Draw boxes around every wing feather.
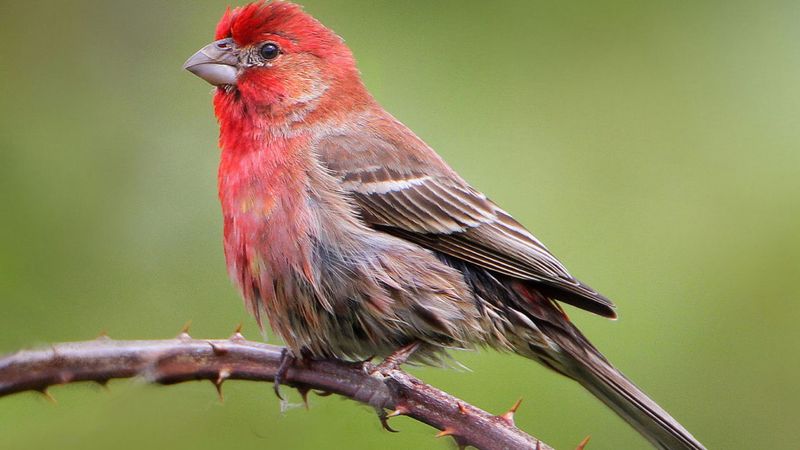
[317,122,616,318]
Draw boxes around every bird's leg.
[372,341,421,375]
[274,348,296,400]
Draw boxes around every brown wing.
[317,118,616,318]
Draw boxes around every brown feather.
[318,115,617,318]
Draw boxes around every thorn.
[95,329,110,341]
[500,398,523,425]
[457,402,468,415]
[536,440,542,450]
[177,320,192,340]
[435,428,455,438]
[297,386,310,410]
[95,379,110,391]
[576,435,592,450]
[386,405,408,418]
[229,324,245,342]
[212,381,224,402]
[213,369,230,402]
[208,341,228,356]
[38,388,57,404]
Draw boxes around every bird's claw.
[370,342,421,376]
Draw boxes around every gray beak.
[183,38,239,86]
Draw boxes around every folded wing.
[317,122,616,318]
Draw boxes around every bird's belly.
[223,211,487,361]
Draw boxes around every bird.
[183,2,704,448]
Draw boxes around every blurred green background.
[1,0,798,448]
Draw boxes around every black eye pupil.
[260,43,280,60]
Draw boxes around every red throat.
[215,100,315,325]
[210,0,377,323]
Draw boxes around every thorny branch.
[0,332,554,450]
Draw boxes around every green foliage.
[1,1,797,448]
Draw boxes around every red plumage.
[184,2,704,448]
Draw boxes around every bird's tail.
[535,322,705,449]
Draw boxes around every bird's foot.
[274,348,316,401]
[371,342,421,376]
[274,348,296,400]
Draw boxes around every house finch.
[184,2,704,448]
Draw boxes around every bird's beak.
[183,38,239,86]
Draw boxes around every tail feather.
[456,264,704,448]
[541,324,705,450]
[569,349,705,449]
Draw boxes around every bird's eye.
[259,43,280,60]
